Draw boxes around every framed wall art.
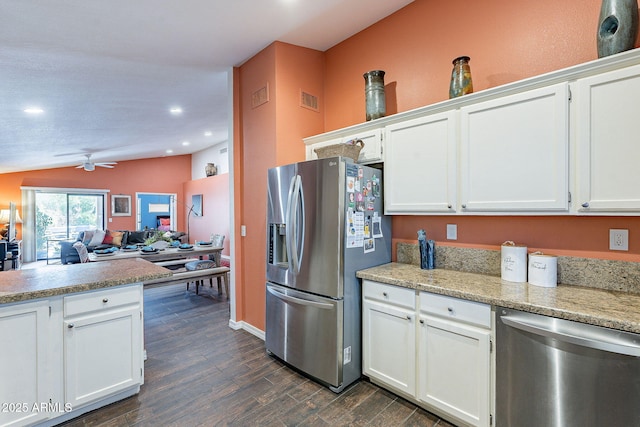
[111,194,132,216]
[192,194,203,216]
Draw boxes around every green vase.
[449,56,474,99]
[597,0,639,58]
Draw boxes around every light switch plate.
[609,229,628,251]
[447,224,457,240]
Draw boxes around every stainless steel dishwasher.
[496,307,640,427]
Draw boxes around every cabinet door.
[576,64,640,213]
[384,111,457,214]
[460,83,569,212]
[0,300,50,427]
[64,306,142,407]
[363,299,416,396]
[418,314,491,427]
[348,128,383,164]
[306,128,383,164]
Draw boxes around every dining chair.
[0,241,7,271]
[186,234,227,296]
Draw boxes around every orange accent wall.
[324,0,638,129]
[183,173,230,255]
[235,42,324,330]
[0,156,192,238]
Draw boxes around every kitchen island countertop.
[357,262,640,334]
[0,258,171,304]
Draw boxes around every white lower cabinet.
[0,300,51,427]
[362,281,416,396]
[0,284,143,427]
[418,293,492,427]
[64,286,143,408]
[362,280,493,427]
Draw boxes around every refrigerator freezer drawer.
[265,283,343,388]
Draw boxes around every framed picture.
[192,194,203,216]
[111,195,132,216]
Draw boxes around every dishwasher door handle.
[500,315,640,357]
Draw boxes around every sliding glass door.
[35,192,105,260]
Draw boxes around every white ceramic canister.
[501,241,527,283]
[528,252,558,287]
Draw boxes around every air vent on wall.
[300,90,319,112]
[220,147,228,154]
[252,84,269,108]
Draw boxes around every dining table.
[88,244,223,264]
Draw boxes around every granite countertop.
[0,258,172,304]
[357,262,640,334]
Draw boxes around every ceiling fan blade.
[96,164,115,168]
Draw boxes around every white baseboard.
[228,319,265,341]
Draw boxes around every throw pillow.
[127,231,146,244]
[110,231,124,247]
[72,241,90,263]
[160,218,170,226]
[102,231,114,245]
[88,230,106,247]
[82,230,95,245]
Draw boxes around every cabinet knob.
[447,307,454,313]
[382,292,388,298]
[581,202,589,208]
[67,323,74,329]
[447,204,452,209]
[406,315,411,321]
[461,204,467,209]
[419,319,424,324]
[102,298,109,303]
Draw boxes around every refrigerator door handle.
[286,174,305,274]
[267,285,334,310]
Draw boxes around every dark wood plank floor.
[60,283,455,426]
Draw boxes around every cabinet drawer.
[64,285,141,317]
[420,292,490,329]
[363,280,415,310]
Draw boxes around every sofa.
[60,229,186,264]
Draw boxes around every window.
[35,191,106,260]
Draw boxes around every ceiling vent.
[220,147,228,154]
[300,90,319,112]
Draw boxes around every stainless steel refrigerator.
[265,157,391,392]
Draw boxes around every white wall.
[191,141,229,180]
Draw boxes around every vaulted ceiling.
[0,0,413,173]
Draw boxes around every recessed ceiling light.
[204,131,212,137]
[169,107,182,115]
[182,141,190,146]
[166,149,173,154]
[24,107,44,114]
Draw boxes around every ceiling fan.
[76,154,117,171]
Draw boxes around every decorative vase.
[597,0,638,58]
[449,56,474,98]
[363,70,386,121]
[205,163,217,177]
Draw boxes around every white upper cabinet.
[304,49,640,215]
[575,64,640,214]
[305,127,383,164]
[459,83,570,213]
[384,112,457,214]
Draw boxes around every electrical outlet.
[609,229,629,251]
[447,224,457,240]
